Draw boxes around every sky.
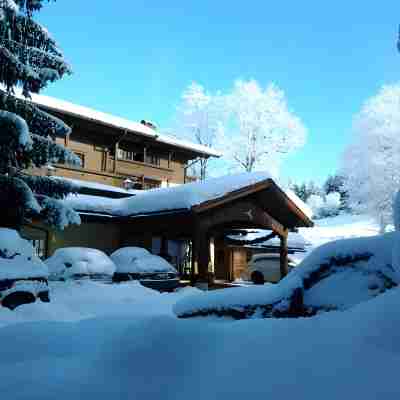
[38,1,400,184]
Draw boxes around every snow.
[0,278,400,399]
[285,188,313,218]
[0,110,32,149]
[298,213,380,258]
[29,93,220,157]
[227,228,308,250]
[111,247,176,274]
[54,176,140,196]
[0,228,48,280]
[65,172,310,223]
[173,282,293,316]
[45,247,116,279]
[115,254,177,274]
[174,213,395,317]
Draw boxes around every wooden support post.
[160,236,168,256]
[279,228,289,279]
[114,141,119,173]
[143,146,147,163]
[168,152,172,169]
[191,224,210,289]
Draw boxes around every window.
[74,152,85,168]
[145,152,160,166]
[118,148,144,162]
[29,239,47,260]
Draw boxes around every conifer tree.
[0,0,81,229]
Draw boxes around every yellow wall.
[48,221,121,256]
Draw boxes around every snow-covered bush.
[307,192,341,219]
[45,248,116,281]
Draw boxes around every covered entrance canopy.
[112,173,314,283]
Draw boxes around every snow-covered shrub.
[45,247,116,281]
[307,192,341,219]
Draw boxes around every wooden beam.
[279,228,289,279]
[192,180,272,213]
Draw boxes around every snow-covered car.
[244,254,297,284]
[0,228,49,310]
[45,247,116,282]
[111,247,180,291]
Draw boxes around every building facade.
[29,95,220,191]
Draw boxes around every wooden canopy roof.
[120,178,313,239]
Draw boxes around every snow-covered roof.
[29,94,221,157]
[54,176,140,197]
[64,172,313,226]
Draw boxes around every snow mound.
[1,284,400,399]
[110,247,151,269]
[0,228,48,280]
[174,232,399,318]
[45,247,116,279]
[111,248,177,273]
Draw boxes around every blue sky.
[39,1,400,184]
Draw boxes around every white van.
[246,254,297,284]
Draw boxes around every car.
[45,247,116,282]
[0,228,49,310]
[111,247,180,292]
[245,253,297,284]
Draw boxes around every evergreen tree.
[0,0,80,229]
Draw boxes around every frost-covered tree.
[323,174,348,209]
[0,0,80,229]
[341,84,400,232]
[176,82,225,180]
[306,192,341,219]
[291,180,321,202]
[218,80,307,174]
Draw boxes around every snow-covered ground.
[297,212,380,261]
[1,212,399,399]
[0,280,400,399]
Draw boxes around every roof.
[29,93,221,158]
[54,177,139,199]
[226,229,309,251]
[64,172,314,228]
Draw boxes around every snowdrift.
[45,247,116,280]
[0,283,400,399]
